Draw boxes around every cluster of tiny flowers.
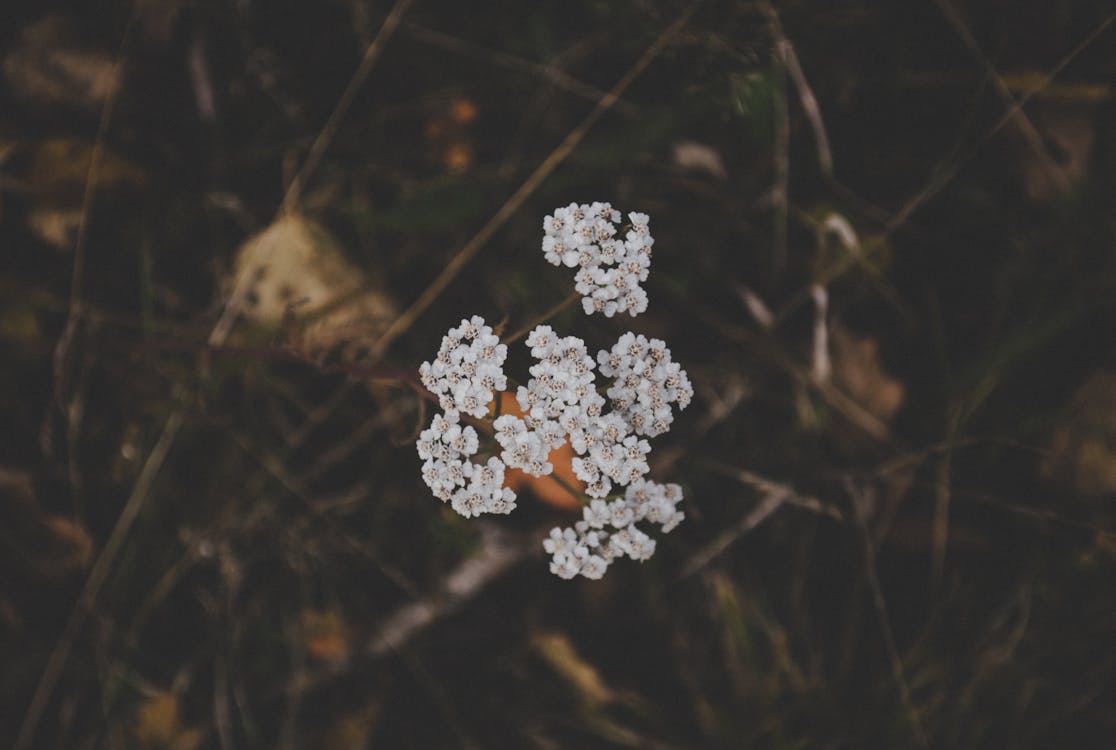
[543,480,684,579]
[419,315,507,418]
[417,205,692,580]
[416,411,516,517]
[598,332,694,437]
[541,202,653,318]
[418,317,517,517]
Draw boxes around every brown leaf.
[301,608,351,663]
[132,693,180,748]
[2,15,120,112]
[830,322,905,427]
[229,215,396,356]
[1042,370,1116,497]
[531,631,615,708]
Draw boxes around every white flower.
[598,332,693,437]
[608,524,656,562]
[419,315,507,418]
[541,203,654,318]
[493,414,554,477]
[451,456,517,518]
[625,479,685,533]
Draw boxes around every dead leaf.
[301,608,351,663]
[1014,101,1096,205]
[531,631,615,708]
[22,137,146,249]
[0,468,94,579]
[27,138,146,204]
[2,15,120,112]
[830,322,905,427]
[131,692,204,750]
[672,141,728,180]
[1042,370,1116,497]
[491,391,585,511]
[423,97,479,173]
[229,215,395,355]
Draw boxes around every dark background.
[2,1,1115,747]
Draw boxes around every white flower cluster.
[543,480,684,579]
[598,332,694,437]
[490,325,667,500]
[541,202,653,318]
[416,205,692,580]
[417,317,516,517]
[416,411,516,518]
[419,315,507,418]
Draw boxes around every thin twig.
[16,410,184,750]
[885,9,1116,234]
[19,6,421,743]
[680,489,789,579]
[932,0,1067,193]
[369,1,703,360]
[780,40,832,176]
[844,477,929,750]
[51,19,134,411]
[770,39,790,280]
[280,0,415,214]
[403,22,638,116]
[503,291,581,346]
[680,463,842,579]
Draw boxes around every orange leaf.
[490,392,584,511]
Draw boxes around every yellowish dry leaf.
[229,215,395,354]
[301,608,351,663]
[1042,370,1116,496]
[132,693,180,747]
[531,631,615,708]
[830,323,905,426]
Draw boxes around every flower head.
[419,315,507,418]
[542,203,654,318]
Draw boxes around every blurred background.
[2,0,1115,747]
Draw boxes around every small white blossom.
[542,203,654,318]
[450,457,517,518]
[598,332,693,437]
[493,414,554,477]
[419,315,507,418]
[625,479,685,533]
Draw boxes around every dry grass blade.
[368,1,703,360]
[845,477,929,750]
[681,463,841,579]
[280,0,415,215]
[16,410,184,750]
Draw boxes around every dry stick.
[503,291,581,346]
[368,1,703,361]
[210,0,415,349]
[403,23,638,116]
[933,0,1067,192]
[20,19,137,750]
[770,39,790,280]
[18,6,417,746]
[50,20,135,521]
[770,11,1115,327]
[680,490,789,579]
[680,463,842,579]
[885,9,1116,235]
[280,0,414,215]
[16,411,184,750]
[51,20,134,410]
[845,478,929,750]
[780,41,832,177]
